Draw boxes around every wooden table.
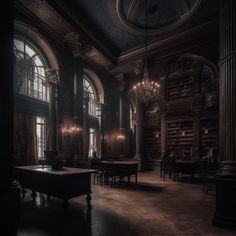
[160,159,203,180]
[101,161,139,184]
[175,160,197,179]
[14,165,96,210]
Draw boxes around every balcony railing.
[14,69,49,102]
[87,98,100,118]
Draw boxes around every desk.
[101,161,139,184]
[160,159,203,180]
[14,165,96,210]
[175,160,196,179]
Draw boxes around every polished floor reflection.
[17,171,235,236]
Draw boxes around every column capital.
[114,73,126,91]
[45,68,59,86]
[64,32,92,59]
[159,113,167,118]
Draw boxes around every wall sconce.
[116,134,125,141]
[154,131,160,138]
[181,131,186,136]
[70,126,81,133]
[61,125,82,134]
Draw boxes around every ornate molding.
[108,0,202,37]
[64,32,92,58]
[17,0,114,70]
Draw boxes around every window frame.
[14,36,50,102]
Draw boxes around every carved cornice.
[63,32,92,58]
[114,73,126,91]
[16,0,115,70]
[45,0,117,64]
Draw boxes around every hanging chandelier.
[132,0,160,103]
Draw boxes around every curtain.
[14,112,38,165]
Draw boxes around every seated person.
[202,148,218,162]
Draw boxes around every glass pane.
[36,117,46,158]
[14,37,49,103]
[14,39,24,52]
[25,45,35,58]
[37,67,45,76]
[33,55,43,66]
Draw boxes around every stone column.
[193,110,200,159]
[45,69,58,152]
[114,74,126,158]
[100,104,105,156]
[160,113,167,157]
[212,0,236,228]
[83,94,89,159]
[72,58,84,164]
[135,94,144,169]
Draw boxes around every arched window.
[83,75,99,118]
[14,37,49,102]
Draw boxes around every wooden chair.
[202,161,218,194]
[162,157,176,181]
[91,160,104,184]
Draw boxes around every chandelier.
[132,0,160,103]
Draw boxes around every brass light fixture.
[133,0,160,103]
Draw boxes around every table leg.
[21,187,26,199]
[160,163,163,178]
[86,191,92,210]
[31,191,37,201]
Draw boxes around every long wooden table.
[160,159,205,180]
[14,165,96,210]
[101,161,139,184]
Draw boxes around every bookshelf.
[167,75,194,100]
[200,118,218,157]
[144,127,161,159]
[167,119,193,160]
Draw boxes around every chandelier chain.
[132,0,160,103]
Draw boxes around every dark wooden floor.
[17,170,235,236]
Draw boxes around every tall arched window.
[83,74,101,157]
[83,75,99,118]
[13,35,53,161]
[14,37,49,102]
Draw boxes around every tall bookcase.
[167,75,194,100]
[167,119,193,160]
[200,118,218,157]
[143,108,161,160]
[144,127,161,159]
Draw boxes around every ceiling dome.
[110,0,202,36]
